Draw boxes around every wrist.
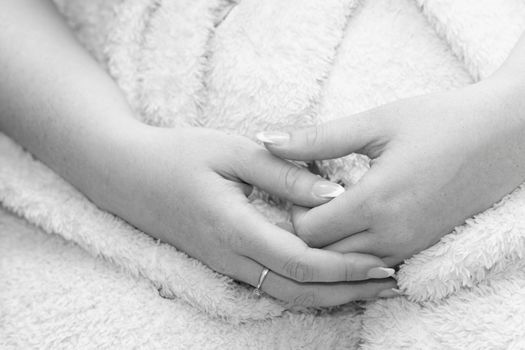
[79,116,151,213]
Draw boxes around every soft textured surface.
[2,0,525,348]
[0,208,361,349]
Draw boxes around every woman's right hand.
[0,0,395,305]
[98,125,398,306]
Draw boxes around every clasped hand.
[260,77,525,267]
[103,127,398,307]
[112,76,525,307]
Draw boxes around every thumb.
[256,112,390,161]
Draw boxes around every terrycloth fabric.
[1,0,525,348]
[0,208,361,349]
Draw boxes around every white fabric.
[2,0,525,348]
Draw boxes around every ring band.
[254,268,270,296]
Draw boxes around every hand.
[98,125,397,306]
[259,77,525,266]
[0,0,395,306]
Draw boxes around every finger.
[231,255,399,306]
[326,234,405,267]
[225,202,394,282]
[256,110,391,161]
[291,170,383,248]
[235,145,345,207]
[324,232,378,254]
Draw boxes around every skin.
[263,33,525,266]
[0,0,397,306]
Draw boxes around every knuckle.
[343,261,355,281]
[304,126,321,148]
[289,290,319,307]
[283,254,315,282]
[278,164,302,195]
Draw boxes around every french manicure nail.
[377,288,401,298]
[312,181,345,198]
[367,267,395,279]
[256,131,290,145]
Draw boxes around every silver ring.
[254,268,270,296]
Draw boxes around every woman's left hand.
[258,76,525,266]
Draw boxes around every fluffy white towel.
[0,208,362,349]
[2,0,525,348]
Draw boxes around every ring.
[254,267,270,297]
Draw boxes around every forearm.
[0,0,143,206]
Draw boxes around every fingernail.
[256,131,290,145]
[367,267,395,279]
[312,181,345,198]
[377,288,401,298]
